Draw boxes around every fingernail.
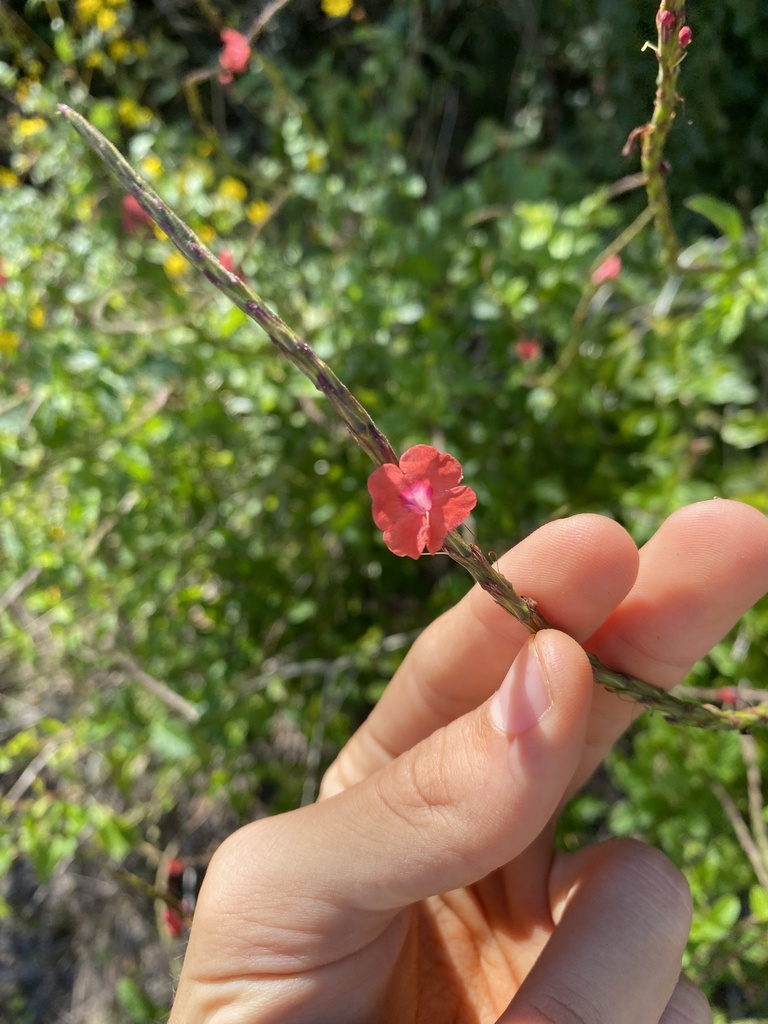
[490,638,552,737]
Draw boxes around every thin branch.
[6,738,61,803]
[627,1,691,271]
[112,654,201,724]
[740,731,768,869]
[245,0,297,41]
[82,491,141,560]
[543,204,655,384]
[183,0,299,90]
[240,630,421,693]
[675,684,768,704]
[0,566,43,613]
[57,105,768,732]
[712,782,768,891]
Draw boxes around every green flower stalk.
[58,103,768,732]
[631,0,692,272]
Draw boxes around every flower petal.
[384,513,430,559]
[367,463,407,527]
[435,484,477,530]
[425,486,477,552]
[398,445,464,491]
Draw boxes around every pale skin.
[169,499,768,1023]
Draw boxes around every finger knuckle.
[376,729,456,831]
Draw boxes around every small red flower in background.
[591,253,622,284]
[717,686,738,706]
[162,905,186,938]
[218,248,244,280]
[121,194,153,234]
[368,445,477,559]
[678,26,692,47]
[515,339,542,362]
[219,29,251,84]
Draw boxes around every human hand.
[168,500,768,1023]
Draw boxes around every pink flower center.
[400,479,433,515]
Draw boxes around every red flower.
[515,339,542,362]
[657,9,676,42]
[591,253,622,284]
[0,258,6,287]
[218,248,245,280]
[121,194,153,234]
[678,26,692,47]
[368,445,477,559]
[717,686,738,706]
[218,29,251,84]
[162,905,186,938]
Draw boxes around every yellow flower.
[132,40,148,58]
[306,150,326,173]
[322,0,353,16]
[97,8,117,31]
[198,225,216,244]
[0,169,19,188]
[196,140,213,157]
[140,154,163,178]
[29,306,46,329]
[0,332,20,354]
[18,117,47,138]
[75,196,95,220]
[16,78,35,102]
[85,51,104,68]
[246,199,272,225]
[77,0,101,22]
[153,224,168,241]
[117,98,152,128]
[218,177,247,202]
[109,39,131,61]
[164,252,188,277]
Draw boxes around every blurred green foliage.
[1,0,768,1019]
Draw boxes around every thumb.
[333,629,594,913]
[193,630,595,974]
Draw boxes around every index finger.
[322,500,768,798]
[322,511,640,795]
[578,498,768,787]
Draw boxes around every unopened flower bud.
[678,25,692,47]
[657,9,676,42]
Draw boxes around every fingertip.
[489,630,593,741]
[480,513,641,640]
[532,629,595,731]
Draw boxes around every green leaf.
[685,195,744,241]
[749,885,768,922]
[721,410,768,449]
[691,893,741,942]
[116,977,161,1022]
[53,30,74,64]
[148,719,195,761]
[219,306,248,338]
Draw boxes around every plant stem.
[58,104,768,732]
[543,204,654,386]
[57,106,396,471]
[637,1,690,272]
